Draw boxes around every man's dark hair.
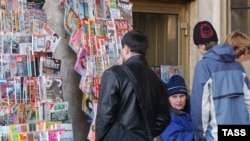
[121,30,148,56]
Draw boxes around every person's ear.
[123,44,131,54]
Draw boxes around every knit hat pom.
[167,75,187,96]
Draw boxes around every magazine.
[117,0,133,27]
[3,32,13,54]
[74,48,88,76]
[64,5,78,34]
[87,99,98,141]
[16,55,28,77]
[82,93,94,119]
[45,76,63,102]
[160,65,184,84]
[34,51,53,77]
[7,78,15,104]
[94,18,107,37]
[1,55,19,79]
[106,20,117,55]
[68,28,85,54]
[41,57,61,76]
[79,70,94,94]
[0,79,7,105]
[44,102,69,123]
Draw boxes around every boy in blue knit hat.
[159,75,194,141]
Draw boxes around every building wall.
[43,1,90,141]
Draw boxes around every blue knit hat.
[167,75,187,96]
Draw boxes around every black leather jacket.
[96,55,171,141]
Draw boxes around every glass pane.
[231,0,250,35]
[133,12,178,66]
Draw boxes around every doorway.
[133,13,178,66]
[131,0,190,83]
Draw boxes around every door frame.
[131,0,191,87]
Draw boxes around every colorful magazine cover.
[82,93,94,119]
[16,54,28,76]
[79,70,94,94]
[160,65,184,84]
[45,76,63,102]
[64,5,79,34]
[41,57,61,76]
[0,78,7,105]
[3,32,13,54]
[87,99,98,141]
[34,51,53,76]
[7,78,16,104]
[1,54,12,79]
[68,28,85,54]
[117,0,133,27]
[74,48,87,76]
[44,102,69,123]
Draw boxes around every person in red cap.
[191,21,250,141]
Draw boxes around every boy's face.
[169,94,186,110]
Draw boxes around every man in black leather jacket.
[96,30,171,141]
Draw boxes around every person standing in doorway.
[191,21,250,141]
[95,30,171,141]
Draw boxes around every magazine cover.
[0,32,4,54]
[87,99,98,141]
[48,129,64,141]
[14,76,22,103]
[82,93,95,119]
[106,20,117,55]
[5,12,12,32]
[39,131,48,141]
[13,33,33,55]
[68,28,85,54]
[44,102,69,123]
[0,78,7,105]
[3,32,13,54]
[34,52,53,76]
[41,57,61,76]
[16,54,28,76]
[11,10,19,33]
[1,52,17,79]
[7,78,16,105]
[64,5,79,34]
[24,10,31,34]
[160,65,184,84]
[74,48,88,76]
[95,36,107,55]
[117,0,133,28]
[32,11,47,34]
[45,76,63,102]
[94,18,107,37]
[109,0,119,19]
[18,9,26,34]
[79,70,94,94]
